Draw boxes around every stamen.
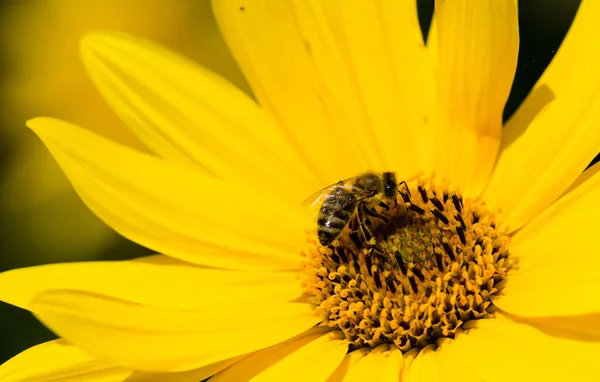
[408,204,425,215]
[441,240,456,262]
[456,226,467,245]
[443,193,449,204]
[418,185,428,203]
[434,250,444,270]
[456,213,467,230]
[429,196,445,212]
[431,209,450,224]
[411,266,424,282]
[451,194,462,213]
[337,246,349,264]
[302,177,511,352]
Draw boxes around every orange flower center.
[302,177,512,351]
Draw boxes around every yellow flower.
[1,0,600,381]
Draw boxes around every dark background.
[0,0,597,365]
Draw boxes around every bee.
[303,172,408,246]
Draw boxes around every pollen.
[301,178,512,351]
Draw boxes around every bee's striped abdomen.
[317,186,357,246]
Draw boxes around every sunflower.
[1,0,600,381]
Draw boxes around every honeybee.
[303,172,407,246]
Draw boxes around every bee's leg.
[397,184,413,213]
[358,216,372,243]
[382,198,397,209]
[379,201,391,211]
[362,205,390,224]
[398,189,411,204]
[356,207,373,244]
[347,217,362,249]
[398,181,412,198]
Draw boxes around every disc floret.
[302,178,512,351]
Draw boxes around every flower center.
[301,177,512,351]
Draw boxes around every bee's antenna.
[398,180,411,198]
[397,181,412,213]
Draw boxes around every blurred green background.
[0,0,596,365]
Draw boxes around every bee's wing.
[301,177,358,207]
[301,178,359,219]
[301,189,329,208]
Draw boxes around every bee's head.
[383,172,397,198]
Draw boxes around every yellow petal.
[213,0,435,182]
[0,339,132,382]
[211,328,347,381]
[507,0,599,124]
[433,0,519,196]
[124,356,244,382]
[494,162,600,317]
[325,1,436,177]
[451,314,600,381]
[30,290,321,372]
[397,342,482,382]
[562,161,600,197]
[27,117,309,271]
[426,12,437,58]
[523,314,600,339]
[401,346,441,382]
[326,348,369,382]
[343,344,403,382]
[81,31,317,201]
[484,0,600,231]
[433,338,482,382]
[0,255,302,311]
[399,349,419,381]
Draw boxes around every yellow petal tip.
[80,30,126,48]
[26,118,85,147]
[79,30,136,63]
[26,117,57,133]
